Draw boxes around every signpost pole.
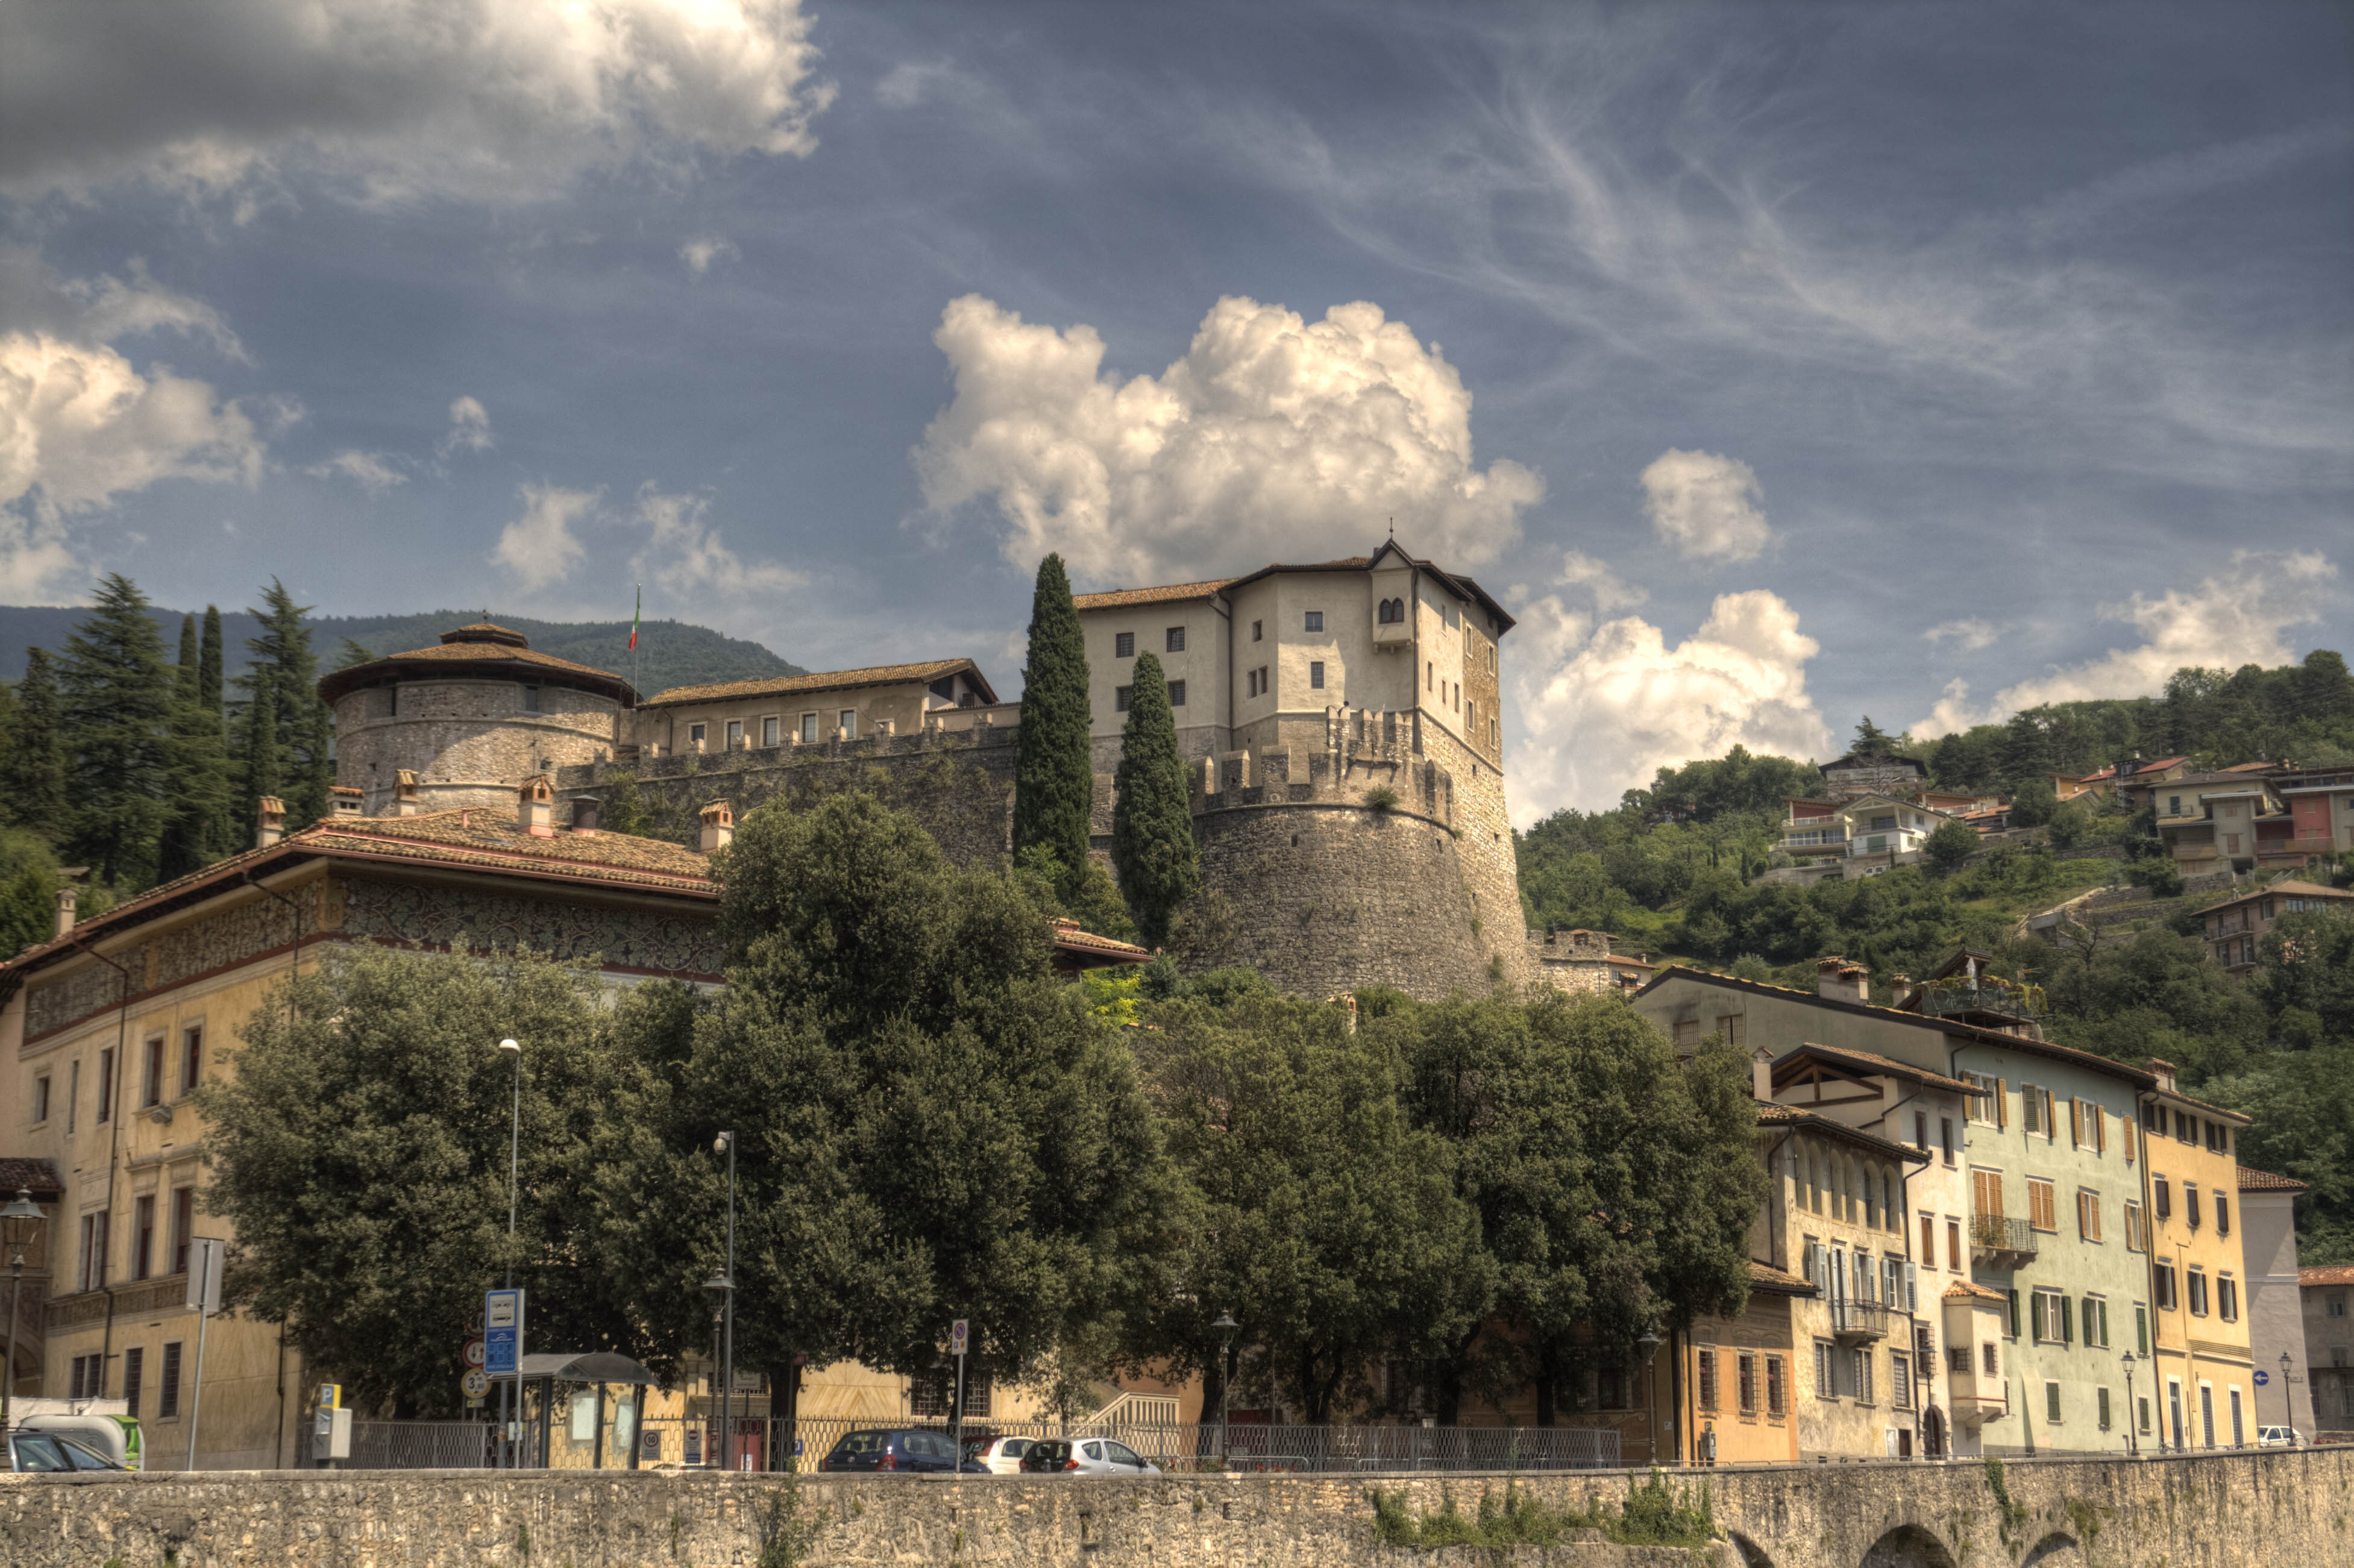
[184,1238,222,1472]
[949,1319,969,1456]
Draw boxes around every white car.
[1020,1437,1161,1476]
[2256,1426,2300,1447]
[964,1435,1037,1474]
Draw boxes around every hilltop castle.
[324,542,1627,999]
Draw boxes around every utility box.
[312,1406,352,1463]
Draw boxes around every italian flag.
[629,586,639,650]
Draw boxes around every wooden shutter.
[2095,1106,2107,1155]
[2023,1085,2041,1134]
[1973,1169,2003,1218]
[1995,1079,2008,1129]
[2044,1089,2057,1140]
[2060,1295,2074,1344]
[2123,1116,2136,1162]
[2070,1097,2083,1147]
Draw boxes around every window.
[2185,1182,2200,1229]
[2188,1269,2209,1317]
[521,684,540,713]
[1596,1363,1628,1410]
[70,1354,99,1400]
[1252,620,1263,642]
[1947,1218,1962,1272]
[134,1194,155,1280]
[2023,1083,2042,1135]
[1167,680,1186,708]
[2027,1178,2057,1232]
[1308,662,1325,689]
[159,1342,182,1419]
[1114,686,1132,713]
[2154,1264,2177,1311]
[77,1211,108,1293]
[142,1034,165,1108]
[33,1074,48,1123]
[2201,1384,2215,1448]
[799,713,818,744]
[1919,1213,1936,1268]
[2218,1276,2238,1323]
[1425,659,1433,689]
[1165,626,1185,653]
[2214,1193,2229,1237]
[1815,1341,1838,1400]
[1304,610,1323,633]
[2176,1109,2194,1144]
[123,1347,144,1420]
[1737,1353,1756,1415]
[2077,1190,2102,1243]
[1696,1348,1718,1411]
[2138,1396,2152,1434]
[1949,1346,1971,1375]
[725,720,743,751]
[1892,1353,1912,1411]
[2032,1288,2064,1343]
[1114,632,1135,659]
[2207,1120,2229,1155]
[1941,1117,1956,1166]
[2098,1386,2112,1431]
[1982,1342,2000,1378]
[1765,1355,1785,1417]
[2329,1293,2347,1319]
[1378,597,1405,624]
[1915,1111,1930,1150]
[1716,1014,1746,1046]
[1674,1018,1700,1047]
[688,722,707,748]
[1972,1168,2003,1221]
[2153,1176,2171,1221]
[762,717,780,748]
[67,1059,78,1133]
[171,1185,195,1276]
[839,709,856,738]
[2086,1296,2110,1348]
[1854,1349,1874,1405]
[2230,1387,2244,1447]
[2045,1381,2062,1423]
[2125,1201,2145,1252]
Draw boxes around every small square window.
[1165,626,1185,653]
[1308,662,1325,689]
[1115,632,1135,659]
[1304,610,1323,633]
[521,685,541,713]
[1114,686,1133,713]
[1167,680,1186,708]
[33,1075,48,1123]
[1252,620,1263,642]
[762,717,780,747]
[689,723,708,747]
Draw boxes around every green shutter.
[2061,1296,2074,1344]
[2135,1305,2148,1356]
[2098,1299,2111,1349]
[2009,1289,2021,1338]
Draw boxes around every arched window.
[1378,597,1405,624]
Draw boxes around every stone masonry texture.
[1,1449,2343,1568]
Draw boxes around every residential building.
[2270,767,2354,858]
[2052,757,2189,803]
[2238,1167,2315,1440]
[1818,753,1929,798]
[1632,961,2156,1458]
[2124,773,2295,878]
[1683,1258,1812,1466]
[1777,795,1957,871]
[2139,1063,2256,1451]
[631,659,1001,757]
[2303,1264,2354,1438]
[2195,880,2354,973]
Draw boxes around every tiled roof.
[641,658,993,710]
[444,621,528,645]
[1049,919,1154,963]
[1944,1281,2006,1303]
[1751,1099,1927,1164]
[319,632,633,704]
[2299,1264,2354,1288]
[1748,1261,1817,1297]
[0,1158,63,1196]
[1775,1042,1985,1096]
[2238,1165,2309,1194]
[2196,879,2354,915]
[1073,579,1234,610]
[2220,760,2275,772]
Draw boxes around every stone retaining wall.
[3,1448,2343,1568]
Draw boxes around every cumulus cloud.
[494,483,596,590]
[914,293,1543,585]
[1638,448,1773,563]
[307,449,407,494]
[679,237,741,275]
[1512,589,1833,820]
[0,0,836,207]
[1924,618,2000,653]
[1553,550,1648,615]
[630,485,803,600]
[439,396,494,459]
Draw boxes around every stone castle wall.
[5,1447,2342,1568]
[334,680,622,817]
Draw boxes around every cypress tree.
[1110,651,1199,948]
[199,604,226,715]
[0,647,68,838]
[237,677,282,841]
[1011,554,1095,891]
[240,580,331,831]
[58,573,175,886]
[159,615,233,883]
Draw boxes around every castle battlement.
[1191,707,1455,829]
[556,709,1023,790]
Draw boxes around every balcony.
[1970,1214,2038,1267]
[1780,826,1847,852]
[1915,980,2043,1024]
[1828,1299,1892,1343]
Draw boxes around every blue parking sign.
[485,1288,524,1376]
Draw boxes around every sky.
[2,0,2349,821]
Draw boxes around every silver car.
[1020,1436,1160,1476]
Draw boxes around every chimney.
[1816,957,1868,1005]
[1752,1046,1774,1103]
[256,795,286,849]
[329,786,364,818]
[518,776,554,838]
[2145,1058,2179,1096]
[54,883,77,940]
[699,799,734,853]
[1889,973,1913,1008]
[392,770,421,817]
[568,795,602,834]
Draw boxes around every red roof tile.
[2238,1165,2309,1193]
[2300,1264,2354,1288]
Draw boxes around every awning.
[505,1352,662,1385]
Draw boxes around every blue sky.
[2,1,2348,816]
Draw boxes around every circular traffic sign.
[464,1340,486,1369]
[463,1369,491,1399]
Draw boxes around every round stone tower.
[319,622,635,817]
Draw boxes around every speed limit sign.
[462,1369,491,1400]
[464,1340,486,1369]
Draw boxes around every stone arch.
[1727,1529,1776,1568]
[1859,1523,1959,1568]
[2020,1532,2083,1568]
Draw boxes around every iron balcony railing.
[1970,1214,2037,1259]
[1828,1300,1891,1341]
[1915,986,2042,1023]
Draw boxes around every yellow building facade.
[2138,1061,2257,1450]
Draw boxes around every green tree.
[199,605,227,715]
[2007,777,2057,828]
[1110,651,1199,947]
[1012,554,1095,896]
[240,580,334,831]
[236,675,281,841]
[199,946,638,1415]
[598,791,1174,1402]
[1852,717,1892,756]
[1926,818,1980,873]
[0,647,68,839]
[158,615,233,882]
[58,574,175,887]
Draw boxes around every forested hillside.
[1514,648,2354,1263]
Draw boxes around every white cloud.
[1639,448,1773,563]
[0,0,837,207]
[678,237,741,275]
[307,449,407,494]
[1924,618,2000,653]
[1512,589,1832,819]
[630,485,803,600]
[1553,549,1648,614]
[876,60,973,111]
[494,482,596,590]
[439,396,494,459]
[914,293,1543,585]
[1911,678,1986,742]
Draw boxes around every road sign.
[949,1319,968,1356]
[2255,1370,2270,1386]
[484,1288,525,1377]
[464,1340,486,1369]
[317,1383,342,1411]
[186,1237,226,1315]
[463,1369,491,1400]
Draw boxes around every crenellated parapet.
[1191,707,1455,830]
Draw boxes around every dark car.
[7,1431,128,1473]
[818,1428,987,1474]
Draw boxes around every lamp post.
[714,1131,736,1470]
[1637,1331,1664,1467]
[703,1272,733,1472]
[2280,1350,2295,1438]
[1210,1311,1238,1469]
[495,1038,521,1469]
[2121,1351,2139,1457]
[2,1188,46,1430]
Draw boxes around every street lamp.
[703,1272,734,1472]
[2,1188,46,1429]
[712,1130,737,1473]
[2281,1351,2294,1438]
[1210,1311,1238,1469]
[496,1038,521,1469]
[2120,1351,2139,1457]
[1637,1331,1665,1467]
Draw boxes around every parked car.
[963,1435,1037,1475]
[817,1428,987,1474]
[7,1431,128,1473]
[2256,1426,2300,1447]
[1018,1437,1161,1476]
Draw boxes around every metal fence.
[346,1417,1620,1475]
